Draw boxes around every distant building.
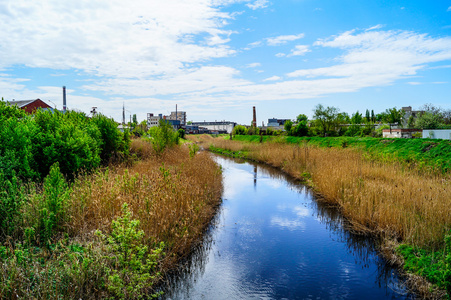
[147,113,163,127]
[382,128,422,138]
[267,118,290,127]
[168,111,186,126]
[191,121,236,134]
[6,99,52,113]
[401,106,424,127]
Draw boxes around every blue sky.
[1,0,451,124]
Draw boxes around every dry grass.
[68,140,223,268]
[195,136,451,249]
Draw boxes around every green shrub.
[96,203,165,299]
[148,120,179,154]
[0,171,26,239]
[92,114,129,163]
[31,110,102,180]
[26,163,71,247]
[232,125,248,135]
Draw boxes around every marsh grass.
[190,135,451,249]
[0,140,223,299]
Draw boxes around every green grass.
[397,232,451,297]
[232,135,451,174]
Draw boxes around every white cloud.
[448,6,451,12]
[276,53,286,57]
[246,0,269,10]
[289,45,310,56]
[246,62,261,68]
[263,75,281,81]
[407,82,421,85]
[266,33,305,46]
[366,24,384,31]
[0,0,236,79]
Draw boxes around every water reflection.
[159,155,414,299]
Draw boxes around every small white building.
[191,121,236,134]
[382,128,422,138]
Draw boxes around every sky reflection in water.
[161,155,414,300]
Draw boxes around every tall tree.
[312,104,340,137]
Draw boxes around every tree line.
[233,103,451,137]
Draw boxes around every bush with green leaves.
[25,163,71,247]
[91,114,130,163]
[148,120,179,154]
[0,171,26,239]
[232,125,248,135]
[31,110,102,180]
[96,203,165,299]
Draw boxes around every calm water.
[161,155,413,300]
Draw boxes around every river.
[161,155,414,299]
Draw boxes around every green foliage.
[312,104,341,137]
[284,120,293,132]
[247,126,259,135]
[177,128,186,139]
[397,232,451,295]
[27,163,71,247]
[379,107,404,125]
[189,143,200,158]
[0,100,27,121]
[415,111,444,129]
[31,110,102,180]
[96,203,165,299]
[232,125,248,135]
[92,114,130,163]
[290,121,309,137]
[0,171,26,239]
[148,120,179,154]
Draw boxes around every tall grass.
[0,140,223,299]
[191,135,451,249]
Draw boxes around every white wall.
[422,129,451,140]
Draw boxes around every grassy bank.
[190,135,451,297]
[0,140,222,299]
[231,135,451,174]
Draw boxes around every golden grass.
[68,140,223,268]
[195,136,451,249]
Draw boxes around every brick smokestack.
[63,86,67,112]
[252,106,257,127]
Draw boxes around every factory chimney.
[252,106,257,127]
[62,86,67,112]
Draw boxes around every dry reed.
[194,136,451,249]
[68,140,223,268]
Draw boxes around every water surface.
[162,155,413,299]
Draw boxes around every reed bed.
[0,140,223,299]
[68,141,223,265]
[192,136,451,249]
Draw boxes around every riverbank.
[188,135,450,298]
[0,141,223,299]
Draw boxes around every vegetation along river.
[161,154,414,299]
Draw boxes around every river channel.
[161,155,414,299]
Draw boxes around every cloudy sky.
[1,0,451,124]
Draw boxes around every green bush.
[0,171,26,239]
[96,203,165,299]
[232,125,248,135]
[31,110,102,180]
[26,163,71,247]
[148,120,179,154]
[92,114,130,163]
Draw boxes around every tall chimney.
[62,86,67,112]
[252,106,257,127]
